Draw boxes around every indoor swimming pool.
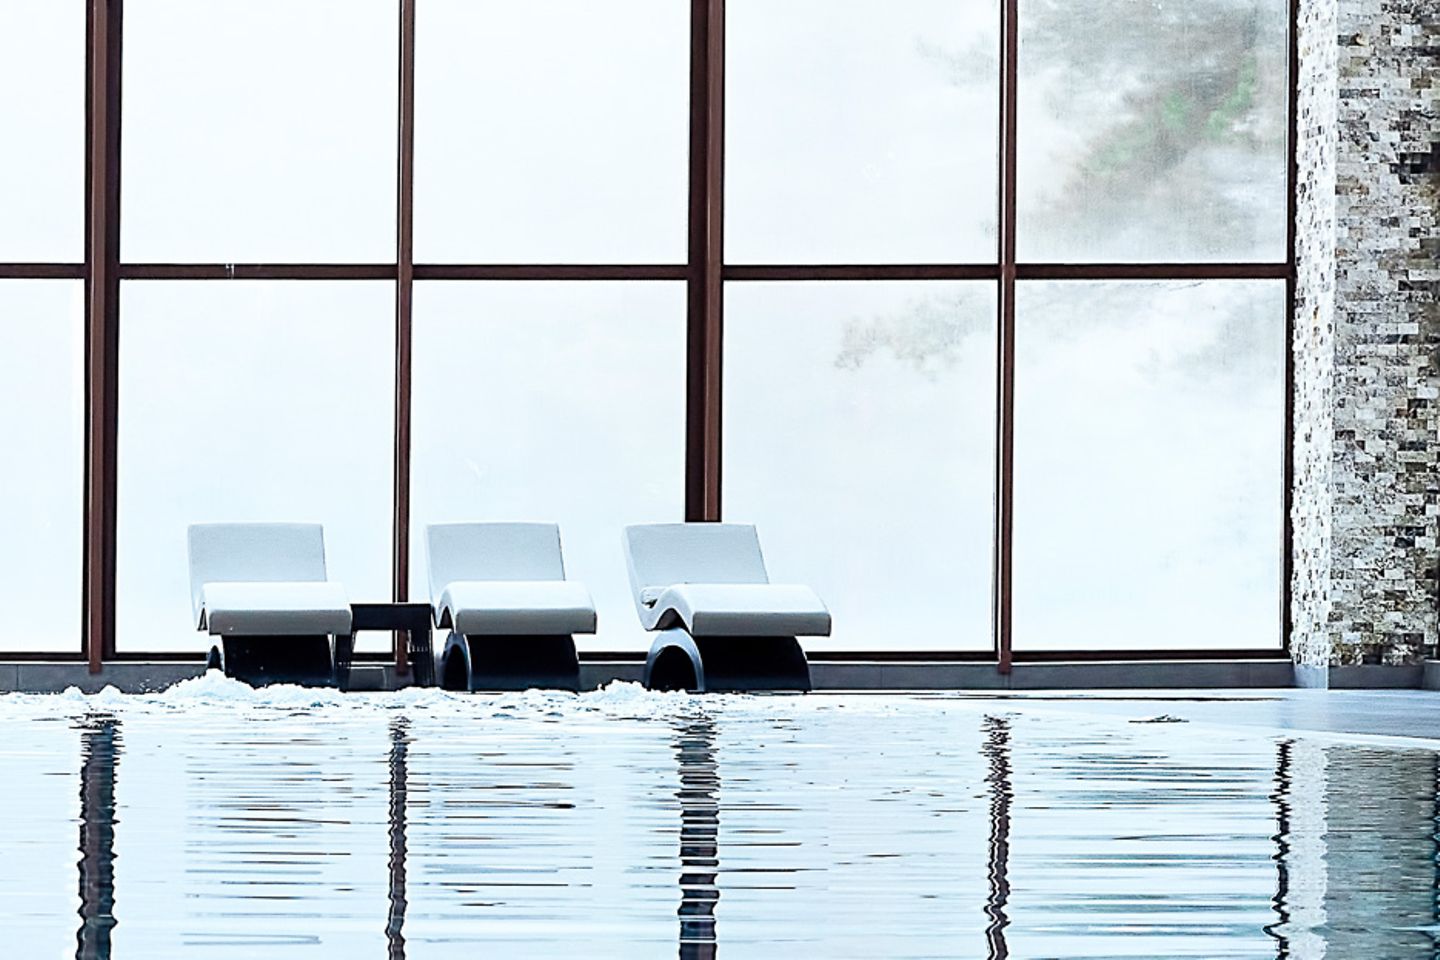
[2,678,1436,958]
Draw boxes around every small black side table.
[342,603,435,690]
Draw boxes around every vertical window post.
[994,0,1019,674]
[685,0,724,522]
[84,0,122,673]
[392,0,417,675]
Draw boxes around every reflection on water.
[1275,740,1440,959]
[386,720,409,960]
[0,689,1434,957]
[1266,739,1297,956]
[674,713,720,959]
[983,716,1012,960]
[76,715,120,960]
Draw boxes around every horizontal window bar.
[725,264,1000,281]
[0,263,86,279]
[807,650,999,662]
[415,264,689,281]
[104,652,208,662]
[106,262,1290,283]
[1012,648,1289,662]
[101,651,404,663]
[0,652,88,662]
[577,649,1288,663]
[120,264,692,281]
[1017,263,1290,281]
[121,264,397,280]
[723,263,1290,282]
[31,648,1287,663]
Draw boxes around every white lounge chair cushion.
[440,580,598,636]
[644,583,831,637]
[200,581,351,636]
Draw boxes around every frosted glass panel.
[0,3,83,260]
[117,282,395,653]
[726,0,999,263]
[410,282,686,653]
[1017,0,1288,262]
[724,282,996,651]
[122,0,397,261]
[1013,281,1285,650]
[0,282,83,652]
[414,0,688,263]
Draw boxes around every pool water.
[2,677,1436,958]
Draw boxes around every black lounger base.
[644,631,812,693]
[207,635,348,688]
[438,631,581,693]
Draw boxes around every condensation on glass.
[1016,0,1289,262]
[120,0,398,262]
[1012,281,1285,650]
[0,282,84,652]
[413,0,689,264]
[725,0,1001,264]
[723,282,997,651]
[115,282,396,653]
[408,282,686,653]
[0,3,84,261]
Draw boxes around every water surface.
[1,678,1435,958]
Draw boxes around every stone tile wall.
[1292,0,1341,667]
[1293,0,1439,665]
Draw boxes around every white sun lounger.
[623,523,826,692]
[187,523,352,687]
[426,522,595,691]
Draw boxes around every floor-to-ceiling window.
[0,2,85,655]
[723,0,1288,655]
[406,0,690,653]
[3,0,1291,663]
[113,1,398,654]
[1009,0,1288,653]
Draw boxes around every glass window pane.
[1017,0,1288,262]
[414,1,689,264]
[1013,281,1284,650]
[410,282,685,653]
[726,0,1000,264]
[0,3,84,260]
[117,282,395,653]
[724,282,997,652]
[121,1,397,262]
[0,282,84,652]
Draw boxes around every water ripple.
[0,682,1431,957]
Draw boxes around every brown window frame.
[0,0,1295,669]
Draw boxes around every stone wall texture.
[1292,0,1340,667]
[1292,0,1440,665]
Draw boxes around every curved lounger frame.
[438,632,581,693]
[188,523,353,689]
[206,634,341,688]
[427,523,594,692]
[644,630,812,693]
[624,524,828,693]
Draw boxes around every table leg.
[334,632,355,691]
[409,622,434,688]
